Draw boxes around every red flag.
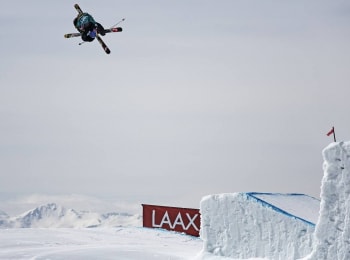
[327,127,334,136]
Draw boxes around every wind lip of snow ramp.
[246,192,319,227]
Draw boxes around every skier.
[73,12,105,42]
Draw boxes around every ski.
[96,35,111,54]
[64,27,122,38]
[74,3,83,14]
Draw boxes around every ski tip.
[74,3,79,8]
[111,27,123,32]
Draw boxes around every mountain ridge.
[0,203,141,228]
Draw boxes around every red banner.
[142,204,200,237]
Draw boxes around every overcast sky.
[1,0,350,208]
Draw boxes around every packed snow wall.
[199,192,319,259]
[306,142,350,260]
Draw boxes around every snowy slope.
[248,193,319,225]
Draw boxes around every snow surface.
[0,228,202,260]
[305,142,350,260]
[199,193,318,260]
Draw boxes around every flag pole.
[327,126,336,142]
[333,127,337,142]
[326,126,336,142]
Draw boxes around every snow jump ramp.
[199,192,319,259]
[199,141,350,259]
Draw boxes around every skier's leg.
[96,23,106,36]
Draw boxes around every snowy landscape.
[0,194,318,259]
[1,142,350,259]
[0,198,202,259]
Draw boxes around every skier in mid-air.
[65,4,124,54]
[73,12,106,42]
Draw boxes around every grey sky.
[1,0,350,208]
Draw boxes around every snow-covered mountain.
[0,209,8,218]
[0,203,141,228]
[0,210,9,227]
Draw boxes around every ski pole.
[110,18,125,28]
